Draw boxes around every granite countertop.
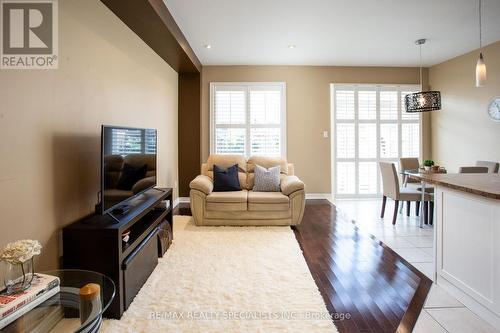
[408,173,500,200]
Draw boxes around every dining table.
[401,168,447,228]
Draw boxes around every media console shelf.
[63,188,173,318]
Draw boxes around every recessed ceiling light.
[204,44,212,49]
[288,44,296,49]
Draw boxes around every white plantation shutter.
[336,123,355,159]
[337,162,355,194]
[333,84,421,197]
[380,91,398,120]
[250,128,281,156]
[402,123,420,157]
[358,90,376,120]
[358,162,378,194]
[380,123,399,158]
[215,128,246,155]
[358,123,376,158]
[335,90,355,120]
[211,83,286,157]
[214,88,246,125]
[249,88,281,124]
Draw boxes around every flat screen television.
[100,125,157,214]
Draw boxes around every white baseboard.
[178,197,190,203]
[305,193,333,202]
[173,197,189,208]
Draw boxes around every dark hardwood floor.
[294,200,431,333]
[174,199,431,333]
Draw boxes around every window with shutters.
[331,84,421,197]
[210,82,286,157]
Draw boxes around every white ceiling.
[164,0,500,67]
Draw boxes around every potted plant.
[423,160,435,171]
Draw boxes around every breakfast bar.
[410,173,500,328]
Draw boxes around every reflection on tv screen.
[102,126,157,213]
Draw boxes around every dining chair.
[475,161,499,173]
[399,157,433,216]
[399,157,419,186]
[458,166,489,173]
[379,162,432,225]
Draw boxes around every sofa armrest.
[132,176,156,194]
[281,175,305,196]
[189,175,213,195]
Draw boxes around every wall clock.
[488,97,500,122]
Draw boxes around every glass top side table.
[1,269,115,333]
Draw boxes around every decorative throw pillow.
[213,164,241,192]
[253,164,281,192]
[116,163,148,190]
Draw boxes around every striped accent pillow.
[253,164,281,192]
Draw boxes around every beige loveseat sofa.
[189,155,305,226]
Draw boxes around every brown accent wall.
[99,0,202,199]
[429,41,500,172]
[0,0,178,273]
[201,66,430,194]
[179,73,201,196]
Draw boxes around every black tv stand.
[112,204,131,215]
[63,188,173,319]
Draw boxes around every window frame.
[331,83,422,198]
[209,82,287,158]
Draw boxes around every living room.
[0,0,499,332]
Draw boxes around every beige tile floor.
[333,198,500,333]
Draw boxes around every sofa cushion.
[246,156,288,190]
[203,155,248,190]
[247,156,288,175]
[206,155,247,172]
[248,191,289,203]
[205,209,291,220]
[207,190,248,203]
[247,173,286,190]
[206,190,248,211]
[253,165,281,192]
[247,191,289,211]
[213,164,241,192]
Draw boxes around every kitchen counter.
[409,173,500,200]
[414,172,500,328]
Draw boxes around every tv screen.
[101,125,157,214]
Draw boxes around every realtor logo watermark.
[1,0,58,69]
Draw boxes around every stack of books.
[0,273,60,329]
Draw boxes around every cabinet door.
[122,228,158,310]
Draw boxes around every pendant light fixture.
[405,39,441,113]
[476,0,486,87]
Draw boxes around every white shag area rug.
[102,216,338,333]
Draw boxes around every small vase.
[3,258,35,294]
[424,166,431,171]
